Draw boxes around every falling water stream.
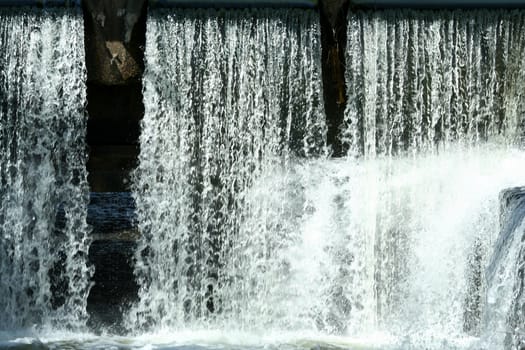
[127,8,326,331]
[1,6,525,350]
[337,9,525,349]
[0,7,91,332]
[121,7,525,350]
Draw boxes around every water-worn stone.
[484,187,525,348]
[500,187,525,349]
[83,0,147,85]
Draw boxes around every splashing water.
[0,5,520,350]
[128,7,525,350]
[128,8,326,331]
[343,9,525,157]
[0,8,91,330]
[340,8,525,349]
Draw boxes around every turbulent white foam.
[337,146,525,346]
[0,8,91,330]
[129,7,525,350]
[0,329,394,350]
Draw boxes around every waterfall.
[128,8,326,331]
[340,9,525,348]
[483,187,525,349]
[0,3,524,350]
[344,10,525,157]
[128,6,525,349]
[0,8,91,330]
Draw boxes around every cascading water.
[0,3,524,350]
[128,8,326,331]
[343,9,525,157]
[483,187,525,349]
[0,8,91,330]
[127,7,525,350]
[339,8,525,349]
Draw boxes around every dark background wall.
[320,0,349,157]
[82,0,148,331]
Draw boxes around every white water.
[341,9,525,348]
[127,7,525,350]
[128,8,326,331]
[0,6,524,350]
[344,9,525,156]
[0,8,91,330]
[3,145,525,349]
[332,146,525,348]
[0,329,392,350]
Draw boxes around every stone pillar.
[82,0,146,192]
[320,0,349,157]
[83,0,147,85]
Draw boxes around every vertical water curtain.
[0,8,91,330]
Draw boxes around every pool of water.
[0,330,481,350]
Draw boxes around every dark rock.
[87,145,139,192]
[488,187,525,278]
[485,187,525,348]
[499,187,525,231]
[85,81,142,192]
[88,240,138,333]
[86,82,143,146]
[86,192,139,332]
[321,0,349,29]
[82,0,147,85]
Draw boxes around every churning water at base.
[1,6,525,350]
[125,7,525,350]
[121,5,525,349]
[6,145,525,349]
[0,8,91,330]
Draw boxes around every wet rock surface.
[498,187,525,349]
[83,0,147,85]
